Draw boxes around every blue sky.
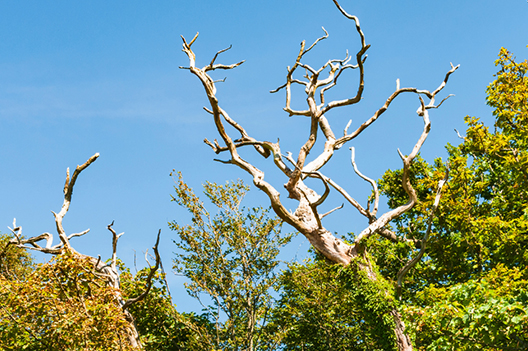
[1,0,527,312]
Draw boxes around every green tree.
[376,47,528,349]
[404,265,528,350]
[0,232,34,281]
[0,252,135,350]
[270,252,398,351]
[119,261,214,351]
[170,173,292,351]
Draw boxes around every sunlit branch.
[396,165,449,296]
[355,97,433,244]
[107,221,124,272]
[180,34,303,232]
[8,154,99,254]
[182,1,458,275]
[320,203,344,219]
[122,230,162,310]
[350,147,379,218]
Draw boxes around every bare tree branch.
[350,147,379,218]
[180,34,304,233]
[107,221,124,272]
[335,63,459,150]
[396,165,450,296]
[354,97,433,244]
[320,203,344,219]
[8,154,99,254]
[122,230,162,311]
[205,45,245,72]
[53,153,99,250]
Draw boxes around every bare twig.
[320,203,344,219]
[122,230,162,311]
[350,147,379,218]
[107,221,124,272]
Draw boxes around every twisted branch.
[181,2,458,270]
[354,96,433,244]
[9,154,99,254]
[396,165,450,296]
[122,230,162,311]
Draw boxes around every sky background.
[1,0,527,313]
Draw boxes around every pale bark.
[7,154,161,350]
[391,309,413,351]
[396,166,450,296]
[181,1,458,349]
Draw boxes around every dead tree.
[181,1,456,350]
[6,153,161,350]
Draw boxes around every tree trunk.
[89,255,143,349]
[391,309,413,351]
[355,248,413,351]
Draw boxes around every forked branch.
[180,34,303,232]
[107,221,124,272]
[9,153,99,254]
[335,62,459,150]
[354,97,434,244]
[181,1,458,272]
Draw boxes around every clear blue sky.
[1,0,527,312]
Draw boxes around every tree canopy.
[170,174,292,351]
[374,47,528,349]
[1,2,527,349]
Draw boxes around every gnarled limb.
[396,165,450,296]
[181,10,457,267]
[5,154,162,350]
[182,3,458,348]
[180,33,305,234]
[122,230,161,311]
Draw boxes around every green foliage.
[405,265,528,350]
[376,47,528,349]
[0,252,134,350]
[270,251,398,351]
[170,173,293,351]
[119,260,209,351]
[0,232,34,281]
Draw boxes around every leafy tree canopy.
[268,46,528,351]
[374,47,528,349]
[170,173,293,351]
[0,252,135,350]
